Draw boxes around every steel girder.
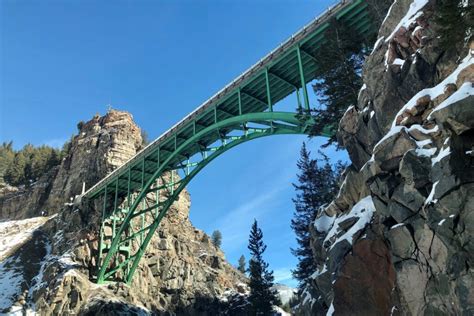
[96,112,318,284]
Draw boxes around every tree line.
[0,141,69,187]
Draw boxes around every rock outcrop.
[298,0,474,315]
[0,110,246,314]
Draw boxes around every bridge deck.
[84,0,373,200]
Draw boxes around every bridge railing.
[82,0,371,201]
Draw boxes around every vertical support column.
[97,183,108,282]
[140,159,145,245]
[296,45,310,112]
[193,121,196,136]
[296,88,302,110]
[265,68,273,112]
[174,135,177,151]
[214,106,218,124]
[186,157,190,176]
[170,170,175,195]
[113,178,119,267]
[154,147,161,219]
[237,88,242,116]
[127,167,131,209]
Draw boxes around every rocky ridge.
[297,0,474,315]
[0,110,246,314]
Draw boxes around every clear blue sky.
[1,0,348,287]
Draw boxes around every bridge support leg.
[296,45,310,112]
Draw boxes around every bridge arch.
[95,112,324,284]
[82,0,375,283]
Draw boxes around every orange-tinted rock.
[333,238,396,316]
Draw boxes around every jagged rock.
[431,94,474,135]
[386,225,414,260]
[0,110,246,314]
[300,1,474,315]
[399,149,431,189]
[333,238,396,316]
[373,129,417,171]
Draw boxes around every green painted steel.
[82,0,376,284]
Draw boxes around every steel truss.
[96,112,319,284]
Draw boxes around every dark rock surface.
[297,0,474,315]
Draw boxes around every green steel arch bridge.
[82,0,375,284]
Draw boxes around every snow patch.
[0,257,24,310]
[438,219,446,226]
[371,37,385,55]
[429,82,474,118]
[358,84,367,99]
[392,52,473,128]
[311,264,328,279]
[327,302,335,316]
[425,181,439,205]
[0,217,48,260]
[373,126,404,152]
[393,58,406,66]
[390,223,406,230]
[432,146,451,166]
[386,0,429,42]
[324,196,376,249]
[314,214,336,233]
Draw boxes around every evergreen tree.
[291,143,343,289]
[434,0,473,49]
[309,18,368,146]
[248,219,280,315]
[2,142,65,186]
[0,142,15,184]
[238,255,246,274]
[211,230,222,248]
[5,152,27,186]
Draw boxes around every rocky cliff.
[0,110,246,314]
[298,0,473,315]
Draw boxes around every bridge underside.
[83,0,376,284]
[95,112,322,283]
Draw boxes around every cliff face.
[0,110,245,314]
[299,0,473,315]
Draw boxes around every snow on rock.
[391,223,406,230]
[0,216,49,260]
[273,305,291,316]
[392,52,473,128]
[386,0,429,42]
[431,146,451,166]
[326,301,335,316]
[314,213,336,233]
[272,284,297,305]
[429,82,474,118]
[0,256,24,311]
[311,264,328,279]
[0,218,51,313]
[425,181,439,206]
[324,196,376,249]
[393,58,406,66]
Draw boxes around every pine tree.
[434,0,473,49]
[309,18,368,146]
[248,219,280,315]
[291,143,343,289]
[5,152,27,186]
[238,255,246,274]
[0,142,15,184]
[211,230,222,248]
